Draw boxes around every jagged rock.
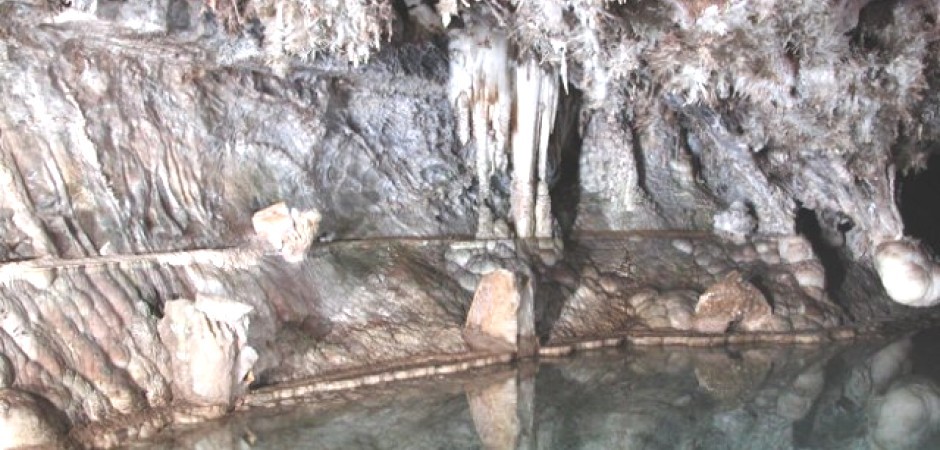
[0,389,69,450]
[252,203,321,263]
[157,296,257,408]
[692,271,779,333]
[464,269,536,355]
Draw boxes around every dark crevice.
[899,151,940,255]
[549,85,584,238]
[795,206,847,296]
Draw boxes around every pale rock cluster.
[713,201,757,244]
[628,290,697,331]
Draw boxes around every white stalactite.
[449,27,512,238]
[450,25,561,239]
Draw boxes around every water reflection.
[136,330,940,450]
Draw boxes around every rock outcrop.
[0,0,937,445]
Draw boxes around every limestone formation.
[713,201,757,244]
[464,269,537,356]
[0,389,69,450]
[874,240,940,307]
[449,17,560,239]
[0,0,938,445]
[157,296,257,408]
[692,271,778,333]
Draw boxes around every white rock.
[251,202,321,263]
[158,299,257,407]
[713,201,756,243]
[252,202,293,251]
[195,294,254,325]
[778,236,815,264]
[792,261,826,290]
[874,240,940,307]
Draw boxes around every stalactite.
[449,26,512,238]
[450,24,561,239]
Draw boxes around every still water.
[137,329,940,449]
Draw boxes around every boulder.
[464,269,537,356]
[157,296,257,408]
[692,271,777,333]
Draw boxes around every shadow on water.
[135,329,940,450]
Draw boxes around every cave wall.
[0,2,475,263]
[0,0,939,442]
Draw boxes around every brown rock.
[692,271,774,333]
[464,270,536,355]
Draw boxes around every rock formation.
[692,271,779,333]
[157,295,257,409]
[0,0,938,446]
[464,269,537,356]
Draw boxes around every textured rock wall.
[0,0,939,443]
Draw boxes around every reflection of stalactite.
[450,25,560,239]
